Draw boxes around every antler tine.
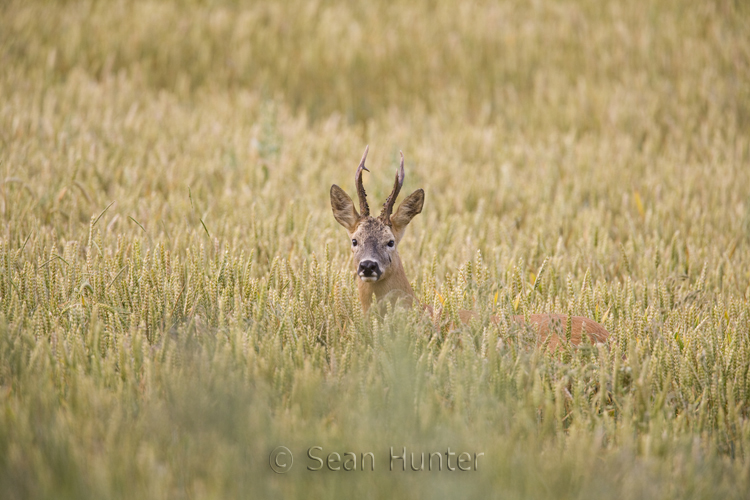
[355,145,370,216]
[379,151,405,226]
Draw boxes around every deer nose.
[358,260,381,279]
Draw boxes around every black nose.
[358,260,380,278]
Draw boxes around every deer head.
[330,147,424,309]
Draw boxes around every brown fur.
[358,252,415,311]
[394,290,609,347]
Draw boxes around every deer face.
[330,147,424,284]
[348,217,397,282]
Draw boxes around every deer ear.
[391,189,424,241]
[330,185,360,232]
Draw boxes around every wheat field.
[1,0,750,498]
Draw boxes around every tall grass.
[1,0,750,498]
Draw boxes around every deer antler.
[355,145,370,217]
[379,151,405,226]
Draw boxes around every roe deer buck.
[330,147,610,347]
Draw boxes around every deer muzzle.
[357,260,381,282]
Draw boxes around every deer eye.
[387,240,395,248]
[352,239,358,247]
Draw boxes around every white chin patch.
[359,275,379,283]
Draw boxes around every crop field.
[1,0,750,498]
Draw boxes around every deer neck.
[358,252,415,312]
